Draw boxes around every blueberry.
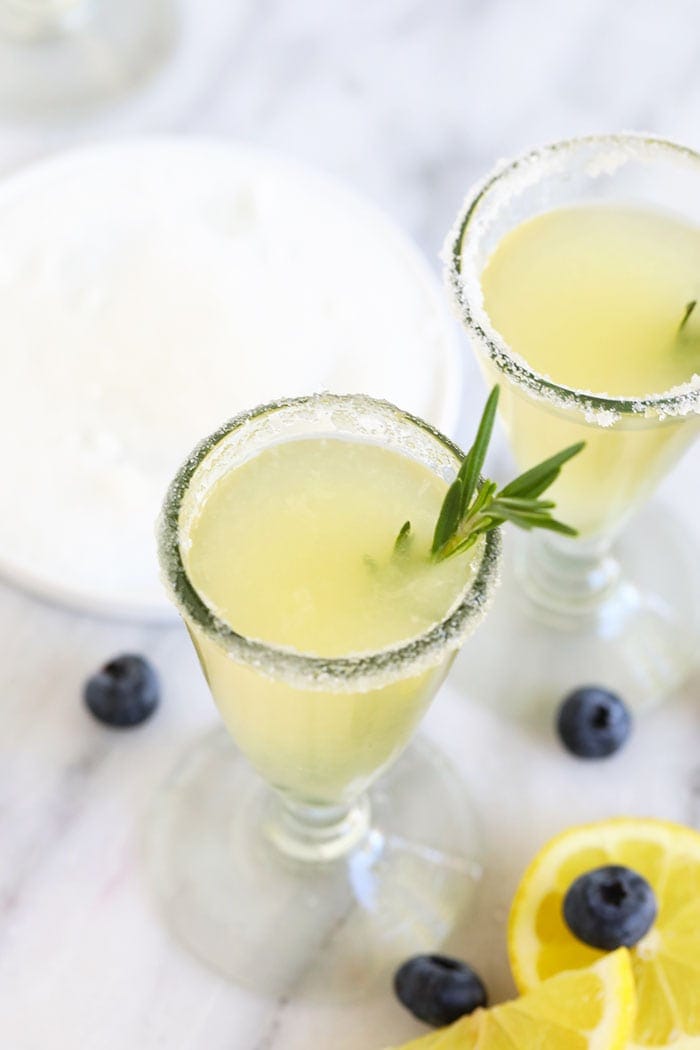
[563,865,657,950]
[84,654,159,727]
[393,954,487,1027]
[556,686,631,759]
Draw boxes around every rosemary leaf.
[393,520,412,555]
[523,517,579,536]
[499,442,584,499]
[468,478,498,517]
[457,386,500,514]
[494,496,556,512]
[431,477,463,555]
[678,299,697,336]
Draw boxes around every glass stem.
[265,793,372,863]
[516,530,633,631]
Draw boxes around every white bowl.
[0,138,462,621]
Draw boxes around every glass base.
[452,503,700,718]
[145,729,482,1001]
[0,0,177,118]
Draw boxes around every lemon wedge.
[508,818,700,1047]
[388,950,635,1050]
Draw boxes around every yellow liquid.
[480,204,700,535]
[184,438,478,805]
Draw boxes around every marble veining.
[1,1,700,1047]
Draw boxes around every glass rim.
[157,392,502,692]
[445,132,700,424]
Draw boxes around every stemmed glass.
[446,134,700,710]
[150,393,501,999]
[0,0,176,116]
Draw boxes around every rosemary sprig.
[396,386,584,563]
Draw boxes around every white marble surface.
[1,2,700,1047]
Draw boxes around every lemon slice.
[389,950,635,1050]
[508,818,700,1047]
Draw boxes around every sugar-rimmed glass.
[446,133,700,710]
[149,392,501,999]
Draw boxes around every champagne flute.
[149,392,501,998]
[446,133,700,710]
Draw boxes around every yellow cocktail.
[183,435,481,805]
[480,202,700,536]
